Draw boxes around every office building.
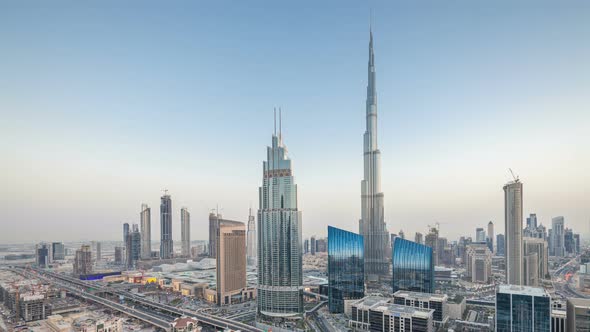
[496,234,505,256]
[140,203,151,260]
[114,246,125,265]
[246,208,257,266]
[35,243,51,268]
[496,285,551,332]
[551,216,566,257]
[392,238,434,294]
[393,291,449,326]
[95,241,101,261]
[465,243,492,284]
[181,207,190,257]
[567,298,590,332]
[349,296,434,332]
[527,213,538,228]
[311,236,316,255]
[73,244,93,276]
[316,238,327,253]
[126,224,141,268]
[208,212,243,259]
[574,233,581,254]
[476,228,486,243]
[327,226,364,313]
[303,239,309,254]
[216,220,247,305]
[256,112,303,319]
[487,221,494,253]
[51,242,65,261]
[523,253,539,286]
[523,237,549,280]
[565,228,575,255]
[504,179,523,285]
[415,232,423,245]
[359,30,390,281]
[123,223,130,245]
[425,227,439,266]
[160,193,173,259]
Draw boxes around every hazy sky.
[1,1,589,245]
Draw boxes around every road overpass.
[13,268,172,331]
[33,269,263,332]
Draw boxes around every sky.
[1,0,589,244]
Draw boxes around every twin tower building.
[256,29,390,320]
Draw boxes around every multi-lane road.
[18,268,264,332]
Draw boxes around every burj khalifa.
[360,29,390,281]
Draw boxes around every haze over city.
[1,0,589,244]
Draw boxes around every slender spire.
[279,107,282,140]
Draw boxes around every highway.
[33,269,264,332]
[12,268,172,331]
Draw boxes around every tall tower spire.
[360,27,389,282]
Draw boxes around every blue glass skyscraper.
[392,237,434,294]
[327,226,364,313]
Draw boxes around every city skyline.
[2,1,590,244]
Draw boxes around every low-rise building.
[392,291,449,327]
[349,296,434,332]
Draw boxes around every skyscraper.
[52,242,65,261]
[392,238,434,294]
[126,224,141,268]
[123,223,130,245]
[496,285,551,332]
[74,244,93,276]
[476,228,486,243]
[359,29,389,281]
[551,216,565,257]
[487,221,494,253]
[523,237,549,280]
[181,207,190,257]
[257,113,303,319]
[95,241,101,261]
[140,203,151,260]
[246,208,257,266]
[504,179,523,285]
[526,213,538,228]
[160,193,173,259]
[327,226,364,313]
[465,243,492,284]
[496,234,505,256]
[310,236,316,255]
[415,232,423,245]
[216,220,247,305]
[209,212,243,258]
[425,226,439,265]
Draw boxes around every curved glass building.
[392,237,434,294]
[328,226,364,313]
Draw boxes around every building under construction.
[0,270,54,322]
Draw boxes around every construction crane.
[509,168,519,182]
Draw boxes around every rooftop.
[498,284,549,297]
[568,298,590,307]
[393,290,448,301]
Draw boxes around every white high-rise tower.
[360,29,390,280]
[257,110,303,319]
[246,207,257,266]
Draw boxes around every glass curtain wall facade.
[496,285,551,332]
[327,226,364,313]
[392,238,434,294]
[256,121,303,319]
